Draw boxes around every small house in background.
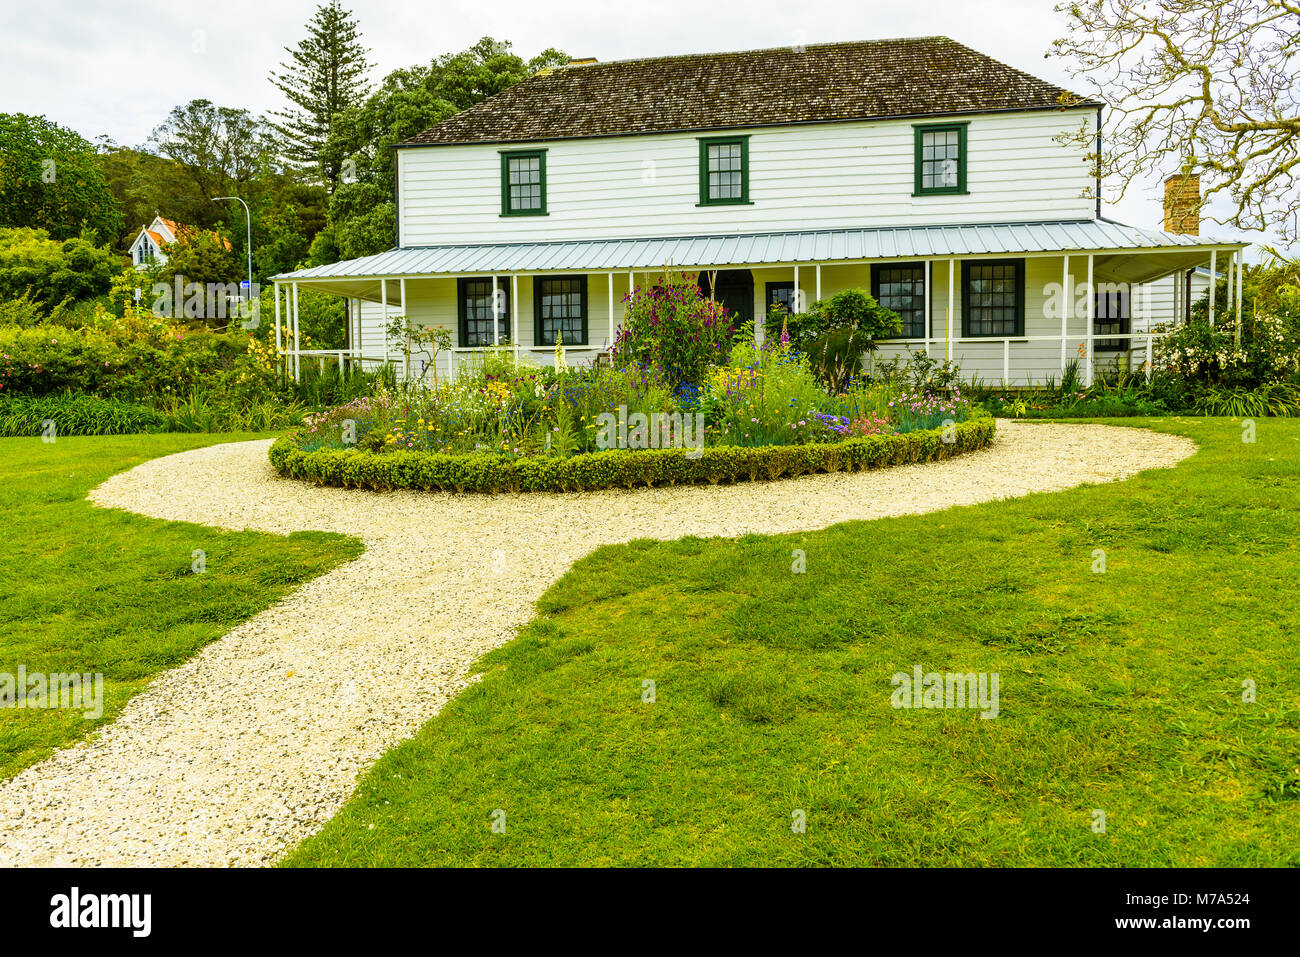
[128,215,232,271]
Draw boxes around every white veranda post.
[491,273,500,347]
[1236,255,1244,345]
[1060,254,1070,373]
[512,274,520,363]
[923,260,932,355]
[815,264,821,303]
[381,279,390,371]
[1085,254,1095,387]
[273,282,282,364]
[399,278,408,377]
[291,282,301,383]
[946,258,955,362]
[1209,249,1217,327]
[607,272,615,354]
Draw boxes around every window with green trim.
[534,275,587,346]
[961,259,1024,337]
[500,149,546,216]
[871,264,927,338]
[698,136,750,205]
[458,277,511,347]
[914,123,967,195]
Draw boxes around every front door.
[697,269,754,329]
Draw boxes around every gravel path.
[0,420,1195,867]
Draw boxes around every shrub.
[1153,313,1300,390]
[269,413,996,494]
[768,289,902,390]
[0,227,120,308]
[615,269,734,388]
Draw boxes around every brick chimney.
[1163,173,1200,235]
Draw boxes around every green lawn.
[0,434,362,779]
[285,417,1300,867]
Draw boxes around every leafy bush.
[0,310,251,400]
[1153,314,1300,390]
[0,227,120,309]
[270,414,996,494]
[615,269,734,388]
[768,289,902,390]
[875,348,964,395]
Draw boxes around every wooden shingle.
[401,37,1097,147]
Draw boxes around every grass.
[284,417,1300,866]
[0,434,362,779]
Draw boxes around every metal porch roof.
[273,219,1245,282]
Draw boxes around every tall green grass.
[0,393,170,436]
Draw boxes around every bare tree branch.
[1052,0,1300,239]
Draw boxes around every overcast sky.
[0,0,1266,249]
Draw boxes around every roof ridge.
[552,35,955,70]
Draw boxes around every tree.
[0,114,122,243]
[149,230,242,295]
[96,137,209,245]
[1051,0,1300,241]
[149,100,270,219]
[269,1,372,189]
[311,37,567,263]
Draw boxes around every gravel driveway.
[0,420,1195,867]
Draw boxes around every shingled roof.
[400,37,1097,147]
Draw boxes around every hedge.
[268,414,996,494]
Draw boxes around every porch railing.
[284,330,1171,389]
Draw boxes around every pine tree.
[268,1,371,190]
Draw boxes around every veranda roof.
[273,219,1247,298]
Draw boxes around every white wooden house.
[273,36,1248,386]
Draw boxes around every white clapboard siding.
[398,108,1097,246]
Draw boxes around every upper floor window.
[961,259,1024,337]
[458,277,511,347]
[500,149,547,216]
[914,123,967,196]
[871,264,927,338]
[534,275,587,346]
[698,136,750,206]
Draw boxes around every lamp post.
[212,195,253,314]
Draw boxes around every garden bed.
[268,414,995,494]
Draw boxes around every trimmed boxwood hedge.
[268,414,996,494]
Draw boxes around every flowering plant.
[614,268,734,388]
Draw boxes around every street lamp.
[212,195,253,318]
